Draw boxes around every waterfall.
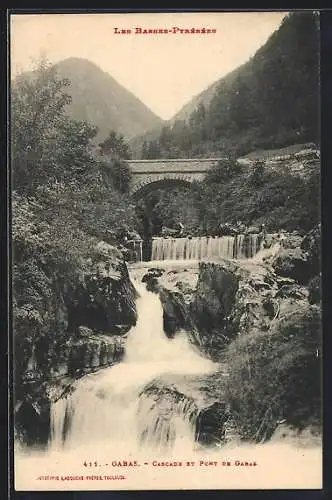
[49,280,215,455]
[16,269,322,491]
[151,235,262,261]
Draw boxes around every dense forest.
[12,59,140,396]
[139,12,319,159]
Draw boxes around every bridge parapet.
[128,158,225,174]
[127,158,227,197]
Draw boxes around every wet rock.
[158,287,191,338]
[275,276,296,287]
[15,395,51,447]
[246,226,260,234]
[175,281,196,304]
[77,326,93,338]
[15,332,126,445]
[275,284,307,300]
[228,282,271,336]
[148,268,165,277]
[143,275,160,293]
[262,297,278,319]
[14,239,136,446]
[141,268,165,288]
[138,382,199,452]
[195,402,228,447]
[248,275,274,291]
[272,248,311,284]
[279,234,303,249]
[190,262,239,346]
[66,246,137,335]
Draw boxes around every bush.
[224,306,321,442]
[101,159,132,194]
[248,161,266,187]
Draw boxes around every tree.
[11,57,72,191]
[146,140,161,159]
[98,130,131,159]
[249,160,266,187]
[101,158,132,194]
[11,57,103,193]
[141,140,149,159]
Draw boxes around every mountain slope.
[52,57,163,142]
[170,79,221,124]
[138,11,319,158]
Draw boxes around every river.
[14,251,322,490]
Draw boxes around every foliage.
[204,158,243,184]
[138,157,320,237]
[100,158,132,194]
[98,130,131,159]
[198,159,320,233]
[224,306,321,441]
[136,187,200,236]
[139,12,319,159]
[11,58,140,393]
[248,161,266,187]
[11,58,100,192]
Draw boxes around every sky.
[10,12,288,120]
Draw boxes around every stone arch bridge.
[127,158,226,198]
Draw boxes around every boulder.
[125,229,142,241]
[147,267,165,277]
[15,395,51,447]
[246,226,260,234]
[195,402,228,447]
[158,287,191,338]
[77,326,93,338]
[137,382,199,452]
[272,247,311,284]
[280,234,303,249]
[66,255,137,335]
[143,275,160,293]
[190,262,239,346]
[142,268,164,282]
[275,284,307,300]
[93,241,123,261]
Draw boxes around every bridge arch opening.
[133,180,198,248]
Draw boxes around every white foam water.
[14,273,322,490]
[151,235,262,261]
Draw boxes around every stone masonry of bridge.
[127,158,225,197]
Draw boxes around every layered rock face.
[65,241,137,335]
[144,257,313,357]
[15,241,137,446]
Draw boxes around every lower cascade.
[49,279,216,455]
[151,235,262,261]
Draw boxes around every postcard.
[10,10,322,491]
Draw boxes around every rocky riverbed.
[129,226,321,445]
[14,226,321,450]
